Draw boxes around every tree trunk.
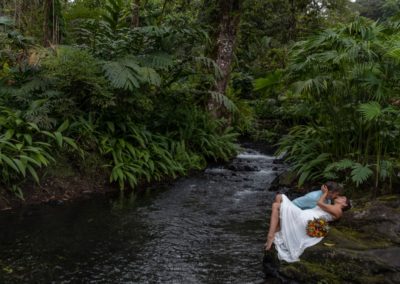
[43,0,61,46]
[43,0,53,46]
[288,0,296,41]
[131,0,140,28]
[207,0,241,118]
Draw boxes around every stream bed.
[0,146,286,283]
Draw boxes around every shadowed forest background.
[1,0,400,202]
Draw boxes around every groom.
[291,181,342,209]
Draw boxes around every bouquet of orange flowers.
[306,218,329,238]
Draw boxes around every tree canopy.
[0,0,399,197]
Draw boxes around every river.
[0,146,286,283]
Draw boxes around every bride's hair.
[343,198,352,211]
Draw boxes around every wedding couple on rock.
[264,181,351,263]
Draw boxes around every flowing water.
[0,146,286,283]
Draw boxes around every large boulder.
[264,194,400,283]
[269,170,297,191]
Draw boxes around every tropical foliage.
[2,0,399,199]
[257,18,400,191]
[0,0,240,199]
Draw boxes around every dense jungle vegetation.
[0,0,400,200]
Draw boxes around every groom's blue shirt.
[292,190,330,209]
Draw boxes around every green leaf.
[125,171,137,188]
[358,102,382,121]
[136,52,174,70]
[54,132,63,147]
[41,131,55,139]
[386,47,400,62]
[13,159,26,177]
[334,159,354,170]
[24,134,32,145]
[298,171,310,186]
[118,139,126,149]
[4,129,14,140]
[325,159,354,172]
[103,59,140,90]
[351,163,373,186]
[253,70,283,91]
[27,122,40,132]
[209,91,238,113]
[63,137,79,150]
[0,154,19,173]
[19,155,41,167]
[27,165,40,184]
[106,122,115,133]
[10,185,24,200]
[34,153,49,166]
[138,67,161,86]
[15,143,23,151]
[57,120,70,133]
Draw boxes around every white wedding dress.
[273,194,334,263]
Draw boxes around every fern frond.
[326,159,355,172]
[139,67,161,86]
[102,60,140,90]
[209,91,238,113]
[193,56,222,79]
[379,159,393,180]
[138,26,171,37]
[16,79,48,98]
[351,163,373,186]
[136,53,174,70]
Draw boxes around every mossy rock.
[325,227,393,250]
[272,195,400,283]
[270,170,297,191]
[280,261,341,284]
[338,194,400,244]
[279,246,398,283]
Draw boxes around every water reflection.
[0,149,285,283]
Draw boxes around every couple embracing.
[264,181,351,263]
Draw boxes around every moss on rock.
[267,194,400,283]
[280,261,341,284]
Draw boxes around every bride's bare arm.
[317,186,342,219]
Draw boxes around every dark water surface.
[0,147,285,283]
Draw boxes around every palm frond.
[358,101,382,121]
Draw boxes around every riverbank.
[0,172,116,211]
[0,138,263,212]
[0,162,178,212]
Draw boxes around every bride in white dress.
[264,186,349,263]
